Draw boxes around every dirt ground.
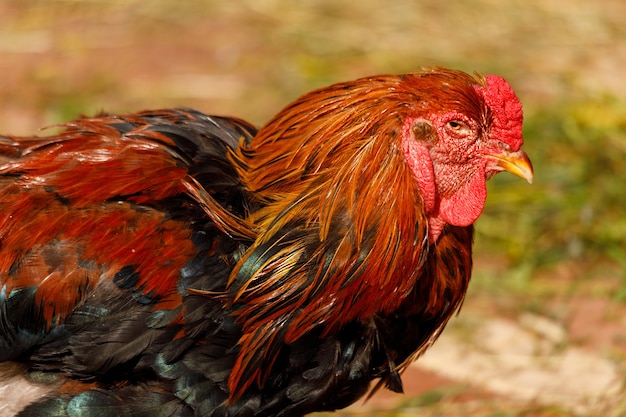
[0,1,625,416]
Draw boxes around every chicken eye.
[444,120,472,137]
[448,121,462,130]
[447,120,470,132]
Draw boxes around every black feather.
[1,107,474,417]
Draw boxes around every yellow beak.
[488,149,534,184]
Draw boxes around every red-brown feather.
[0,70,529,416]
[0,118,201,328]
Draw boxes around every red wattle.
[439,170,487,227]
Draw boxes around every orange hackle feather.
[225,70,492,400]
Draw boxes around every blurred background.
[1,0,625,416]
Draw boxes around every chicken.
[0,68,533,416]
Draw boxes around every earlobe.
[410,119,437,144]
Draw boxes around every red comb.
[474,75,523,150]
